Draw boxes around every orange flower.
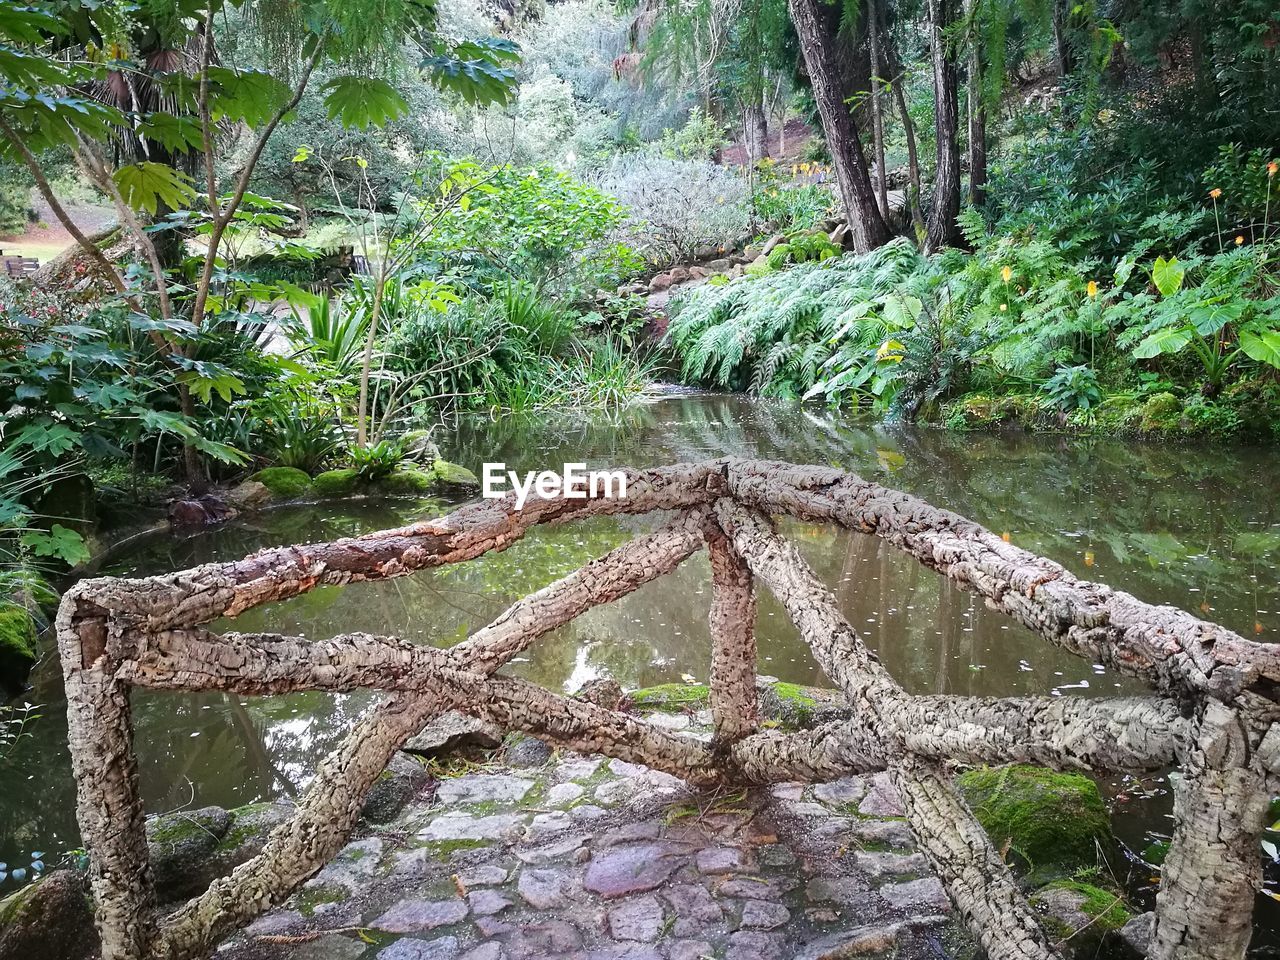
[1236,235,1245,246]
[1083,550,1095,567]
[1001,265,1012,283]
[1209,188,1222,199]
[1086,280,1098,298]
[1269,161,1278,177]
[1257,621,1266,635]
[1001,531,1011,543]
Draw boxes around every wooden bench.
[1,255,39,279]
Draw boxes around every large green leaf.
[206,67,292,128]
[113,162,198,215]
[1239,327,1280,369]
[1188,301,1244,336]
[136,113,205,153]
[422,38,520,107]
[22,525,91,567]
[0,5,66,43]
[1133,325,1193,359]
[1151,256,1185,298]
[322,76,410,130]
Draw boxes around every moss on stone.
[250,466,312,499]
[1138,392,1182,432]
[312,468,361,497]
[294,883,347,918]
[0,604,38,687]
[957,764,1112,881]
[0,569,59,615]
[1031,879,1132,941]
[382,466,437,495]
[431,459,479,487]
[631,683,710,711]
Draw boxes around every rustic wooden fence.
[57,459,1280,960]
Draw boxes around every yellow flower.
[1086,280,1098,298]
[1236,235,1245,246]
[1084,550,1095,567]
[1269,161,1278,177]
[876,339,905,363]
[1001,266,1012,283]
[1209,188,1222,199]
[999,303,1007,312]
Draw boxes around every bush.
[590,153,752,264]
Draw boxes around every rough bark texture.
[56,591,156,960]
[926,0,962,250]
[1151,701,1269,960]
[723,458,1280,703]
[788,0,891,252]
[705,518,759,743]
[57,457,1272,960]
[713,498,1062,960]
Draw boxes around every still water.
[4,394,1279,934]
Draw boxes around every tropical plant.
[1123,253,1280,395]
[1043,364,1103,412]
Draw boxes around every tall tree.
[866,0,890,219]
[788,0,890,252]
[964,0,987,206]
[926,0,961,250]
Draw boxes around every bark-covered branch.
[723,458,1280,704]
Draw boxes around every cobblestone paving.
[220,712,970,960]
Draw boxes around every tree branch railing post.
[56,459,1278,960]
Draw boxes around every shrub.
[590,153,752,264]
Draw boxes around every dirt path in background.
[0,194,115,263]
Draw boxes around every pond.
[5,393,1280,940]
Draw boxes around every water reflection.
[3,394,1278,910]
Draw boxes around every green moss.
[312,468,361,497]
[1033,880,1132,930]
[294,883,347,917]
[0,569,58,615]
[0,604,38,679]
[957,764,1112,881]
[250,466,312,499]
[215,801,277,853]
[431,459,479,487]
[630,683,710,711]
[381,466,437,495]
[421,838,487,857]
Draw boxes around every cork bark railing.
[57,459,1280,960]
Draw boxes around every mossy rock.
[758,680,823,729]
[146,806,232,902]
[1031,880,1132,956]
[0,604,39,694]
[958,764,1112,882]
[250,466,312,499]
[1138,392,1182,432]
[0,569,58,616]
[313,468,361,497]
[381,466,437,496]
[432,459,479,487]
[0,870,97,960]
[630,682,710,712]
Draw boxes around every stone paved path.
[220,711,971,960]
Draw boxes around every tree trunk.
[788,0,891,252]
[1052,0,1075,77]
[867,0,890,220]
[965,0,987,208]
[926,0,962,251]
[742,95,770,165]
[880,14,926,237]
